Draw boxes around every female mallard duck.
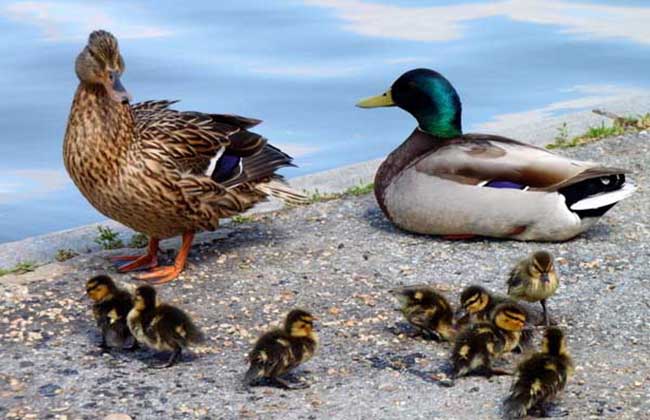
[357,68,635,241]
[64,30,305,284]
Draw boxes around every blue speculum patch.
[212,155,241,183]
[484,180,525,190]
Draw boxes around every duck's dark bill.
[106,71,132,104]
[356,89,395,108]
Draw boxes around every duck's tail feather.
[216,144,308,205]
[554,172,635,217]
[256,178,309,206]
[219,144,294,188]
[569,181,636,211]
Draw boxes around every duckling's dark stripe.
[464,295,480,306]
[503,311,526,323]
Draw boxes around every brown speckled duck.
[63,30,305,284]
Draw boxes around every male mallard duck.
[85,274,135,350]
[507,251,559,326]
[64,30,305,284]
[503,327,574,418]
[127,285,204,367]
[391,285,456,341]
[357,68,635,241]
[244,309,318,389]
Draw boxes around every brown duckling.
[391,285,455,341]
[85,274,135,350]
[126,285,204,367]
[507,250,559,326]
[245,309,318,389]
[457,285,513,326]
[503,327,574,418]
[451,302,527,378]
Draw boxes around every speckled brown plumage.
[63,30,304,283]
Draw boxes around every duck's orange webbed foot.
[135,266,182,285]
[134,232,194,285]
[112,238,160,272]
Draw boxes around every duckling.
[245,309,318,389]
[85,274,135,350]
[507,251,559,326]
[457,285,513,326]
[391,285,455,341]
[126,285,204,367]
[503,327,574,419]
[451,302,527,378]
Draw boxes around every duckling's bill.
[356,89,395,108]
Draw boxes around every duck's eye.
[601,177,611,185]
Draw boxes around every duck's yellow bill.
[356,89,395,108]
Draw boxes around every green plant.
[547,121,626,150]
[128,232,149,248]
[344,182,374,197]
[582,122,623,140]
[0,261,38,277]
[307,189,341,204]
[94,225,124,250]
[231,215,255,224]
[55,249,78,262]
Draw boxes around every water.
[1,0,650,243]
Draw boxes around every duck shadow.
[366,351,454,386]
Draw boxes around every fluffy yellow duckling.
[450,302,527,378]
[457,284,513,326]
[507,251,559,325]
[503,327,574,418]
[245,309,318,389]
[85,274,135,350]
[126,285,204,367]
[391,285,456,341]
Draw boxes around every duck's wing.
[132,100,258,174]
[413,133,633,211]
[414,133,626,189]
[131,101,303,206]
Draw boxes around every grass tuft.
[128,232,149,248]
[55,249,78,262]
[231,215,255,224]
[344,182,374,197]
[94,226,124,250]
[547,111,650,150]
[306,183,374,204]
[0,261,38,277]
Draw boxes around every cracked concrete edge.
[1,95,649,269]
